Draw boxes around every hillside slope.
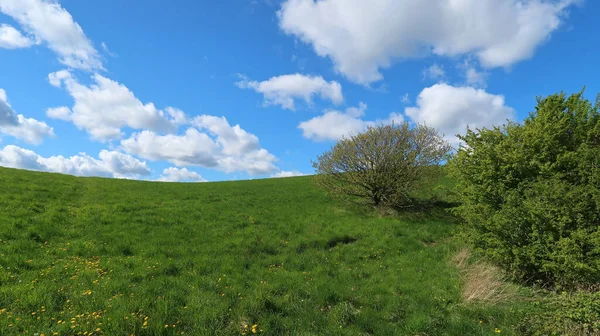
[0,167,524,335]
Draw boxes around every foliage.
[312,122,451,208]
[520,291,600,335]
[0,167,529,335]
[449,90,600,290]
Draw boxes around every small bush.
[313,122,451,208]
[450,90,600,290]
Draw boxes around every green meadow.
[0,167,533,335]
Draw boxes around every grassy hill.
[0,167,528,335]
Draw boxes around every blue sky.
[0,0,598,182]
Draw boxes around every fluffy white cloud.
[0,0,102,70]
[157,167,206,182]
[298,103,404,141]
[2,115,56,145]
[0,23,33,49]
[193,115,260,156]
[120,128,219,168]
[0,88,54,144]
[47,70,185,141]
[278,0,576,84]
[0,145,150,178]
[272,170,305,178]
[423,64,445,80]
[405,83,515,145]
[97,150,152,178]
[236,73,343,110]
[121,116,277,176]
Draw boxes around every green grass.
[0,167,530,335]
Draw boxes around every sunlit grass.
[0,167,530,335]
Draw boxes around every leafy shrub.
[450,90,600,290]
[520,291,600,335]
[313,122,451,207]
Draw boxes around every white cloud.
[46,106,70,119]
[166,107,188,126]
[0,145,150,178]
[401,93,410,104]
[465,67,488,88]
[0,23,33,49]
[423,64,445,80]
[101,41,117,57]
[272,170,305,178]
[298,102,404,141]
[2,115,55,145]
[157,167,206,182]
[236,73,343,110]
[405,83,515,145]
[47,70,185,141]
[193,115,260,156]
[0,88,54,144]
[0,89,17,125]
[121,128,219,168]
[97,150,151,178]
[121,116,278,176]
[0,0,102,70]
[278,0,576,84]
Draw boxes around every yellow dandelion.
[495,328,501,333]
[164,324,169,328]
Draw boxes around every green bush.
[520,291,600,335]
[449,90,600,290]
[313,122,451,208]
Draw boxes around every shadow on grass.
[391,198,460,222]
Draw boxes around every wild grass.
[452,248,517,304]
[0,167,534,335]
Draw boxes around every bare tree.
[312,122,451,207]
